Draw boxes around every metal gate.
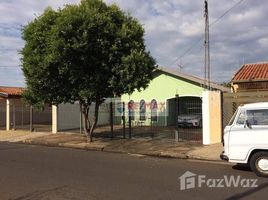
[176,96,203,143]
[11,100,52,132]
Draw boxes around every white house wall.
[57,102,110,131]
[57,103,81,131]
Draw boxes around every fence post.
[21,105,24,128]
[122,102,126,139]
[30,106,33,132]
[151,117,153,138]
[52,105,58,134]
[220,91,224,143]
[6,99,10,131]
[128,102,132,139]
[12,104,16,130]
[110,102,114,138]
[80,110,83,134]
[150,104,154,138]
[129,115,131,139]
[175,94,179,142]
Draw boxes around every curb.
[186,155,228,164]
[15,139,225,164]
[21,140,105,152]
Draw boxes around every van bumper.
[220,151,229,161]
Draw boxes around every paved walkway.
[0,130,224,162]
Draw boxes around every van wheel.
[249,151,268,177]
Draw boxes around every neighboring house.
[0,86,110,132]
[121,68,229,126]
[0,86,52,131]
[0,86,24,129]
[231,62,268,92]
[0,86,23,98]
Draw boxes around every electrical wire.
[0,0,248,70]
[168,0,247,68]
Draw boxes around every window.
[128,100,135,121]
[228,109,238,126]
[139,100,146,121]
[246,109,268,126]
[236,110,246,125]
[151,99,158,122]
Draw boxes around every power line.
[1,0,247,71]
[168,0,247,68]
[210,0,246,27]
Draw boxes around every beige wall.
[202,91,222,145]
[232,81,268,93]
[209,92,222,144]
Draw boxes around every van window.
[236,110,246,125]
[228,109,238,126]
[247,109,268,125]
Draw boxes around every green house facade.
[120,68,228,126]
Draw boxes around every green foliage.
[21,0,156,107]
[221,81,231,88]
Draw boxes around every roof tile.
[0,87,24,97]
[232,63,268,82]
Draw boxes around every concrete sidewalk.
[0,130,224,162]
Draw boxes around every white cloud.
[1,0,268,86]
[0,0,80,24]
[180,20,203,37]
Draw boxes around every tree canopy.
[21,0,156,141]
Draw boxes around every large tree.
[21,0,156,142]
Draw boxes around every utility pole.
[204,0,211,90]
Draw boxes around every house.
[0,86,24,130]
[0,86,23,98]
[231,62,268,92]
[121,67,229,126]
[0,69,226,144]
[0,86,109,133]
[0,86,52,131]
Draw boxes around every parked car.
[178,114,202,127]
[220,102,268,177]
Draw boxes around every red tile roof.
[0,86,24,97]
[232,63,268,82]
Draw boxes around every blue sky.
[1,0,268,87]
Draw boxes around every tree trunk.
[80,99,100,142]
[81,104,90,137]
[88,100,100,142]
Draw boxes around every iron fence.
[11,103,52,132]
[1,96,205,142]
[0,99,6,130]
[106,98,203,142]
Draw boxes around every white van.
[220,102,268,177]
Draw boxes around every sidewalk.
[0,130,224,162]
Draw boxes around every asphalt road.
[0,142,267,200]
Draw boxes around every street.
[0,142,267,200]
